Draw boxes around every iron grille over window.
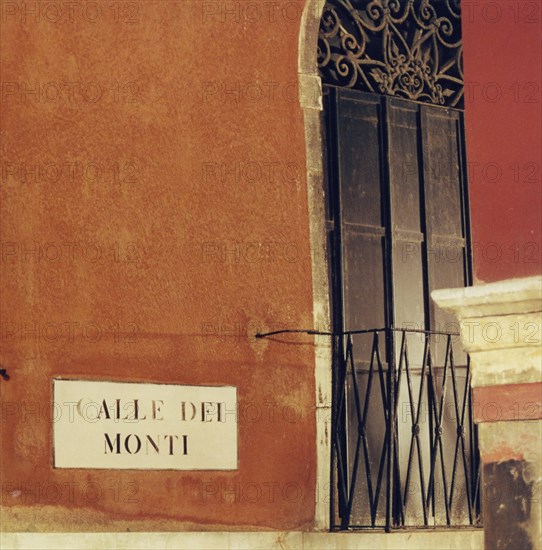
[318,0,479,531]
[318,0,464,108]
[331,327,481,530]
[321,83,480,532]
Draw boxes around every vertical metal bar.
[373,331,389,526]
[457,111,474,288]
[402,335,416,512]
[417,105,433,333]
[385,327,396,531]
[437,338,451,525]
[426,340,436,520]
[393,331,406,526]
[467,356,482,523]
[330,335,338,529]
[449,340,474,523]
[381,94,396,532]
[343,335,359,528]
[380,96,395,331]
[337,333,349,528]
[363,333,378,526]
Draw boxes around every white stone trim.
[1,530,484,550]
[432,276,542,387]
[432,276,542,318]
[298,0,332,531]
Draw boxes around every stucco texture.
[0,0,316,531]
[461,2,542,283]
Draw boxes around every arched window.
[318,0,464,107]
[318,0,481,531]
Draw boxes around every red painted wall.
[0,0,316,531]
[462,1,542,283]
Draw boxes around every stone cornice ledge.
[432,276,542,318]
[432,276,542,387]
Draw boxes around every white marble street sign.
[53,379,238,470]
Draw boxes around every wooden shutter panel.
[420,106,470,365]
[421,107,469,324]
[386,98,426,356]
[334,89,387,363]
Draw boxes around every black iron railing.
[331,328,482,530]
[257,327,482,531]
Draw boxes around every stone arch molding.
[298,0,331,531]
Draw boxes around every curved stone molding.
[299,0,332,531]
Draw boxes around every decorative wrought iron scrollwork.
[318,0,464,108]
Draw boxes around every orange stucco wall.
[462,0,542,283]
[0,0,317,531]
[2,0,541,533]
